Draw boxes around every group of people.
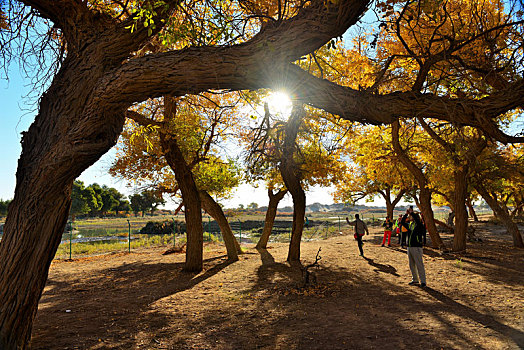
[345,206,427,287]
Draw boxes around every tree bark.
[466,197,479,221]
[160,133,203,272]
[280,105,306,262]
[380,187,406,219]
[0,187,71,349]
[256,188,287,249]
[452,168,469,252]
[391,121,444,249]
[3,0,524,347]
[199,190,241,260]
[475,184,524,248]
[0,35,128,346]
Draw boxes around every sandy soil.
[31,219,524,349]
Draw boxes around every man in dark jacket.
[400,208,427,287]
[346,214,369,257]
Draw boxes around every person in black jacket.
[400,208,427,287]
[346,214,369,257]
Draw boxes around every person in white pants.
[400,208,427,287]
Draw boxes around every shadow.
[256,247,275,265]
[32,244,524,350]
[423,287,524,348]
[423,244,524,287]
[32,254,234,349]
[364,257,400,276]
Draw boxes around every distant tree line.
[70,181,165,220]
[0,199,11,217]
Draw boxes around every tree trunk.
[0,187,72,349]
[475,184,524,248]
[0,47,127,347]
[418,187,443,249]
[452,168,469,252]
[385,200,394,220]
[466,197,479,221]
[287,186,306,262]
[199,190,240,260]
[391,121,444,249]
[257,188,287,249]
[280,105,306,262]
[381,188,406,220]
[160,134,203,272]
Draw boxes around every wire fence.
[18,208,494,260]
[55,215,353,260]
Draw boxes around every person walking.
[400,208,427,287]
[381,216,393,247]
[346,214,369,257]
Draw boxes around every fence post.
[338,216,341,232]
[69,220,72,260]
[172,218,176,247]
[127,219,131,253]
[238,219,242,244]
[208,216,211,241]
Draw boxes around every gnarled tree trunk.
[0,65,126,350]
[257,188,287,249]
[0,186,72,348]
[452,168,469,252]
[475,184,524,248]
[466,197,479,222]
[160,132,203,272]
[381,187,406,220]
[280,105,306,262]
[199,190,241,260]
[391,121,444,249]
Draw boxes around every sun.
[265,91,292,118]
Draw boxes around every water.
[60,236,132,244]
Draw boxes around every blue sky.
[0,60,337,208]
[0,62,33,201]
[3,59,520,209]
[0,64,336,208]
[0,61,131,202]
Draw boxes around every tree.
[84,183,104,217]
[130,193,144,216]
[2,0,523,347]
[417,119,487,251]
[0,199,11,217]
[334,125,413,220]
[70,180,92,220]
[242,100,350,257]
[247,202,259,210]
[370,0,524,249]
[113,94,242,267]
[115,198,132,215]
[472,145,524,247]
[100,186,123,216]
[140,189,166,215]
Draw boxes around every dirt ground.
[32,219,524,350]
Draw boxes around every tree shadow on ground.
[423,242,524,287]
[422,286,524,348]
[32,254,232,349]
[32,245,524,350]
[387,239,524,288]
[184,248,524,350]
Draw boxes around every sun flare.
[266,91,292,118]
